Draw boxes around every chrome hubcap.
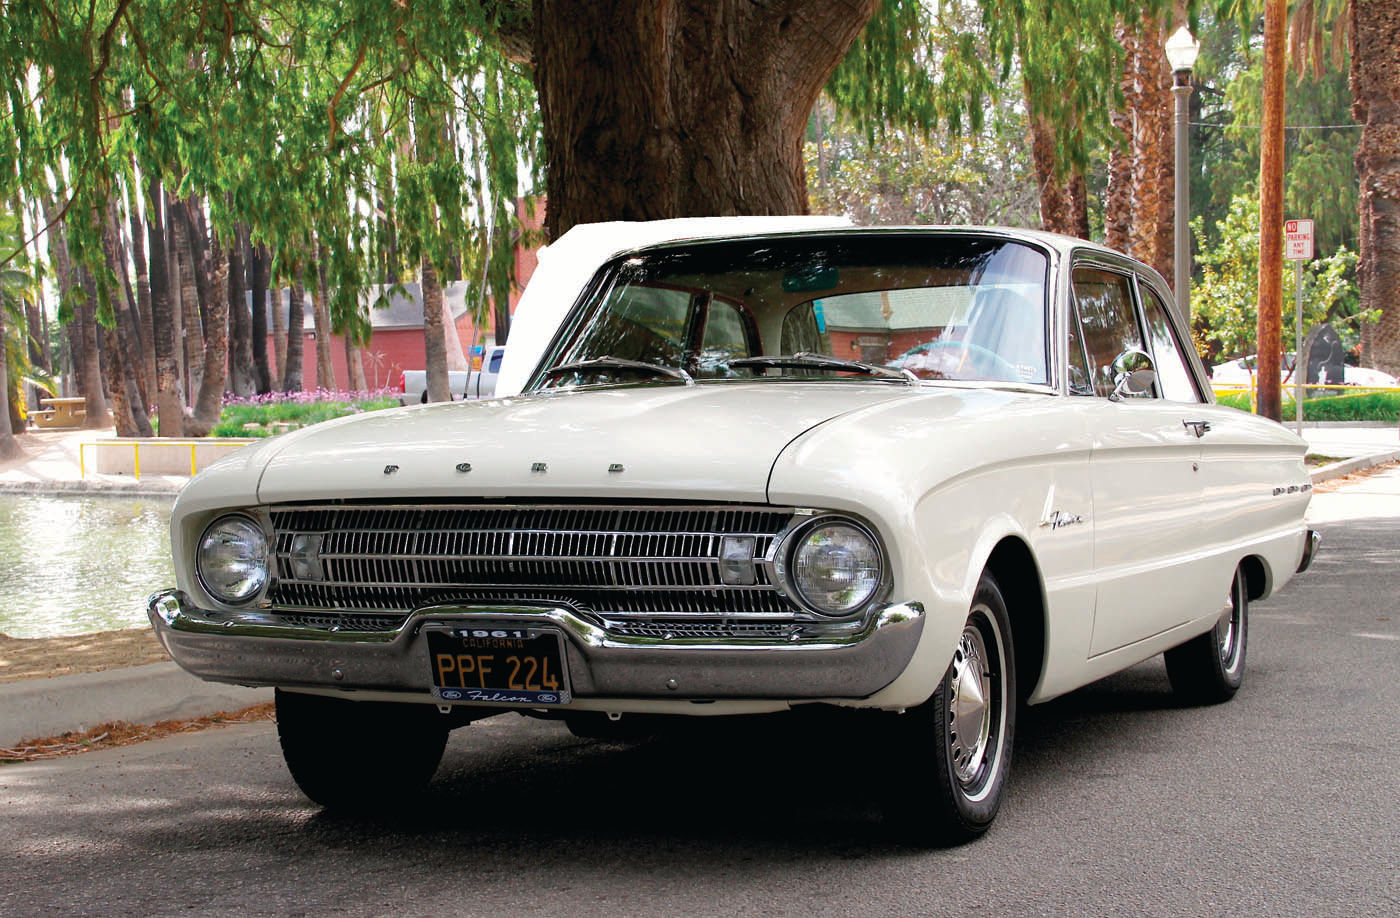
[1218,571,1245,671]
[948,620,993,786]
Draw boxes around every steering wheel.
[902,340,1021,381]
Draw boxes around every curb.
[1309,449,1400,485]
[0,477,184,496]
[0,662,272,748]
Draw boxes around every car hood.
[253,383,920,504]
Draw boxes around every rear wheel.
[275,689,450,810]
[1165,565,1248,704]
[891,573,1016,845]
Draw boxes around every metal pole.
[1173,72,1193,322]
[1295,261,1304,435]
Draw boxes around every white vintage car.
[150,219,1319,844]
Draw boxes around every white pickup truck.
[398,346,506,404]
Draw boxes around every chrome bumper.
[147,590,925,702]
[1297,528,1322,573]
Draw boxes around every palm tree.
[1,210,32,459]
[1350,0,1400,373]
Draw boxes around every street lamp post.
[1165,27,1200,322]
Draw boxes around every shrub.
[1214,389,1399,422]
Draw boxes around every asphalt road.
[3,519,1397,917]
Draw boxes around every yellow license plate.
[427,627,571,705]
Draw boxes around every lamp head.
[1165,26,1200,73]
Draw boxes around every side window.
[1066,309,1094,396]
[1071,268,1148,398]
[1138,284,1201,403]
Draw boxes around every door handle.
[1183,419,1211,438]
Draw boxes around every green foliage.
[806,97,1038,226]
[1215,389,1400,422]
[1191,192,1375,362]
[210,392,400,438]
[2,1,540,349]
[1201,47,1360,255]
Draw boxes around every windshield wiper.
[728,352,917,385]
[543,356,696,386]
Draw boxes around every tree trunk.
[421,258,452,402]
[189,230,231,435]
[0,303,19,458]
[282,272,306,392]
[227,222,255,396]
[145,177,185,437]
[1105,21,1138,253]
[312,248,337,391]
[41,195,107,425]
[92,266,150,439]
[1027,104,1073,235]
[250,242,273,392]
[532,0,878,237]
[1130,15,1175,282]
[126,173,157,401]
[270,261,287,387]
[100,203,154,435]
[168,191,204,404]
[1351,0,1400,376]
[345,337,368,392]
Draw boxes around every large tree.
[528,0,879,237]
[1351,0,1400,374]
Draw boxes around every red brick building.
[266,202,543,393]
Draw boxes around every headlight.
[788,518,883,616]
[196,514,269,604]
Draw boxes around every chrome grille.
[266,503,800,622]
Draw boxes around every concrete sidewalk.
[0,419,1396,750]
[0,426,186,495]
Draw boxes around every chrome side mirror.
[1108,348,1157,401]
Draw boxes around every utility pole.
[1256,0,1287,422]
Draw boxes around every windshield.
[533,234,1049,390]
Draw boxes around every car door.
[1070,264,1211,657]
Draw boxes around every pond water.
[0,494,174,639]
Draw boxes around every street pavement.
[1,513,1396,915]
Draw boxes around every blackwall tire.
[892,573,1016,845]
[275,689,450,810]
[1165,565,1248,705]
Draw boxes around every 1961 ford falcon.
[149,218,1319,843]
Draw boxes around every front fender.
[766,395,1094,709]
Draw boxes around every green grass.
[1215,389,1400,422]
[210,391,400,438]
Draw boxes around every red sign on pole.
[1285,219,1314,260]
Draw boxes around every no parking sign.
[1285,219,1314,260]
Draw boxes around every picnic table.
[32,397,87,429]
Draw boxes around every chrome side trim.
[148,590,925,701]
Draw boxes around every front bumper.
[147,590,925,703]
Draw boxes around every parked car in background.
[151,219,1318,844]
[398,346,506,404]
[1210,354,1399,389]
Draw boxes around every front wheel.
[891,573,1016,845]
[275,689,450,810]
[1165,565,1248,704]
